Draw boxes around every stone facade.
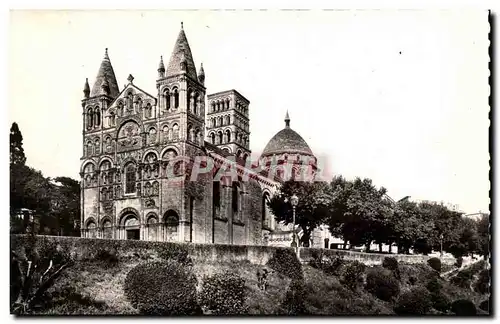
[79,24,323,247]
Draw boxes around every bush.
[340,261,366,291]
[267,248,303,281]
[394,287,433,315]
[198,272,247,315]
[365,269,400,301]
[382,257,400,280]
[479,299,489,312]
[431,291,450,313]
[408,276,417,286]
[451,299,477,316]
[124,261,200,315]
[309,251,345,276]
[455,257,463,268]
[157,244,192,266]
[451,268,474,289]
[426,277,443,294]
[94,247,119,266]
[279,279,308,315]
[474,269,490,294]
[427,258,442,272]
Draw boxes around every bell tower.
[156,22,206,157]
[206,90,251,163]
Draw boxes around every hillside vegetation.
[10,235,490,316]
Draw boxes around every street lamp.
[440,233,444,258]
[290,194,298,248]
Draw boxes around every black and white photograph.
[8,8,491,316]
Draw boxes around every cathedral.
[80,23,328,247]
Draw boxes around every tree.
[391,200,434,254]
[48,177,81,236]
[267,180,333,247]
[476,214,490,258]
[326,177,393,252]
[10,122,26,166]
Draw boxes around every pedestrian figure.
[261,268,269,291]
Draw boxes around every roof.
[166,25,198,81]
[90,49,120,98]
[261,116,314,157]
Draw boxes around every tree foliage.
[267,180,333,246]
[10,122,26,166]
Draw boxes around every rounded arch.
[143,150,159,163]
[221,146,232,154]
[100,216,113,228]
[146,212,158,223]
[81,160,96,173]
[209,132,216,144]
[163,209,180,224]
[84,217,97,228]
[160,146,179,160]
[217,130,223,145]
[99,157,113,170]
[118,207,140,226]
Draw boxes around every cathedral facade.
[80,24,322,246]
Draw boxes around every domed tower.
[260,111,317,182]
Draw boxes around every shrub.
[382,257,400,280]
[10,235,74,315]
[451,299,477,316]
[427,258,442,272]
[426,277,443,294]
[267,248,303,281]
[479,299,489,312]
[455,257,463,268]
[94,247,119,266]
[340,261,366,291]
[157,244,192,266]
[198,272,247,315]
[365,269,400,301]
[431,291,450,313]
[309,251,345,276]
[279,279,308,315]
[451,268,473,289]
[474,269,490,294]
[408,276,417,286]
[394,287,433,315]
[124,261,201,315]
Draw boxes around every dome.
[261,112,314,158]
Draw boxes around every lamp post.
[290,194,298,248]
[440,233,444,258]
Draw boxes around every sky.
[8,9,490,214]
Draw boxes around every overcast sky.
[9,9,489,213]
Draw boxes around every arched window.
[148,127,157,144]
[225,116,230,125]
[217,131,223,145]
[262,192,270,228]
[165,90,171,110]
[193,93,198,115]
[109,112,116,127]
[145,103,152,118]
[211,102,215,112]
[210,132,215,144]
[125,163,136,194]
[102,219,112,239]
[162,125,169,142]
[195,128,201,145]
[87,220,97,238]
[212,180,221,218]
[187,90,193,112]
[86,141,93,156]
[152,181,159,195]
[187,124,192,142]
[172,123,179,140]
[145,182,152,196]
[226,99,230,110]
[147,216,158,241]
[225,129,231,143]
[87,108,93,129]
[95,108,101,127]
[173,89,179,108]
[117,101,124,116]
[94,139,100,154]
[165,210,179,242]
[232,182,240,220]
[217,101,220,111]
